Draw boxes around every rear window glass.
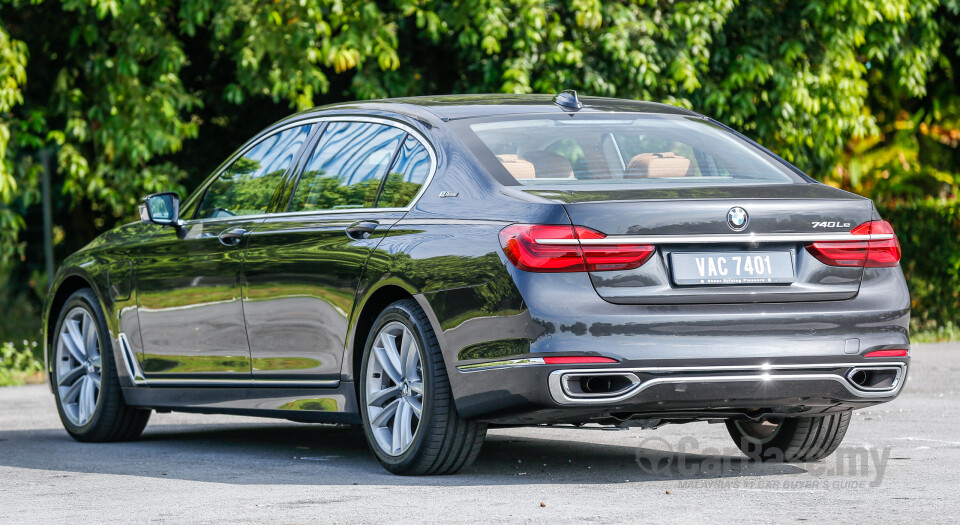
[456,115,801,185]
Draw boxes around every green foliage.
[0,0,958,339]
[879,200,960,332]
[0,339,42,386]
[294,173,383,211]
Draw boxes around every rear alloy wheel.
[364,321,424,456]
[52,289,150,442]
[359,299,486,475]
[725,412,851,462]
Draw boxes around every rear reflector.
[805,220,901,268]
[542,356,619,364]
[864,349,909,358]
[499,224,655,273]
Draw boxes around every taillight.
[499,224,655,273]
[805,220,901,268]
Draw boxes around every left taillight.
[805,220,901,268]
[499,224,655,273]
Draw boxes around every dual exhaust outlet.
[552,364,905,404]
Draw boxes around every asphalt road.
[1,343,958,524]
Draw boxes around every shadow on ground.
[0,422,808,486]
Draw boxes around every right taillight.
[805,220,901,268]
[499,224,655,273]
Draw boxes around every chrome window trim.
[186,115,438,225]
[534,233,896,245]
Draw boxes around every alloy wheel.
[55,307,102,427]
[364,321,424,456]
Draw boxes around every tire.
[725,412,851,462]
[51,288,151,442]
[358,298,486,475]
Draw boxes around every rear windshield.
[453,115,803,186]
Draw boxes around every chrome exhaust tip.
[846,366,903,391]
[559,372,641,398]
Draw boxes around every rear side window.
[377,135,431,208]
[456,116,801,186]
[290,122,406,211]
[197,124,312,219]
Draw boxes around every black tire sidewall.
[358,302,438,471]
[51,289,117,438]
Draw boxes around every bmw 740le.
[43,92,910,474]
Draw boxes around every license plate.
[671,251,795,285]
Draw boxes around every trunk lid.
[525,183,875,304]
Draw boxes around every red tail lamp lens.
[499,224,655,273]
[864,349,909,358]
[542,356,620,364]
[805,220,901,268]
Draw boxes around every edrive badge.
[727,207,749,231]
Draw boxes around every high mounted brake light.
[805,220,901,268]
[499,224,655,273]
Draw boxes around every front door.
[136,123,315,379]
[136,217,264,378]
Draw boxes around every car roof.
[294,94,701,123]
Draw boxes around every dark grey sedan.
[42,92,909,475]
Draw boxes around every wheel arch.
[347,282,416,384]
[44,272,103,389]
[346,278,448,374]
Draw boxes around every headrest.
[496,154,536,179]
[520,151,574,179]
[624,152,691,178]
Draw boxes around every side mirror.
[139,192,182,229]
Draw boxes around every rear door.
[242,120,434,381]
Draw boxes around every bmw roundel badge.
[727,207,749,231]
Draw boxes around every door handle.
[218,227,248,246]
[345,220,379,240]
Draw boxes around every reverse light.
[542,356,620,364]
[499,224,655,273]
[805,220,901,268]
[864,349,909,358]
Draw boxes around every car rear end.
[445,108,910,425]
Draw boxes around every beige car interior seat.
[624,152,692,178]
[496,154,536,179]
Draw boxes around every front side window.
[197,124,313,219]
[454,116,802,186]
[290,122,406,211]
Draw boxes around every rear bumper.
[425,258,910,423]
[453,358,908,424]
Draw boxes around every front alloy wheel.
[51,289,151,442]
[359,299,486,475]
[55,307,103,427]
[725,412,851,462]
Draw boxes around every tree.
[0,0,957,336]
